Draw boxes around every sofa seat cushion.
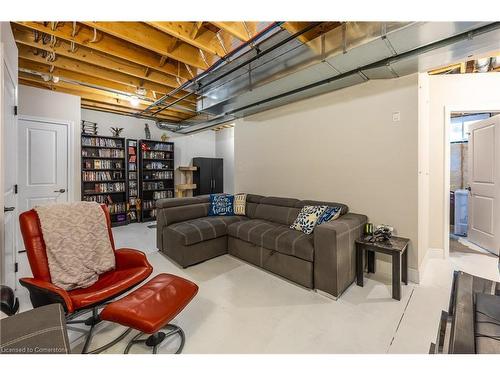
[227,219,314,262]
[168,216,248,246]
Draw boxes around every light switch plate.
[392,111,400,122]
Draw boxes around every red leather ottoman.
[101,273,198,354]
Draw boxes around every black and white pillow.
[290,205,328,235]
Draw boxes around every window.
[450,113,491,143]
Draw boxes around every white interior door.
[2,60,18,289]
[467,114,500,255]
[18,117,69,234]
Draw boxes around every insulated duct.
[155,21,500,134]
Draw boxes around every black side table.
[355,236,410,300]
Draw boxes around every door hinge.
[14,184,18,194]
[14,106,18,116]
[14,262,18,273]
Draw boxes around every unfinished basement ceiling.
[12,21,500,133]
[11,22,336,122]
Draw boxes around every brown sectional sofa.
[156,194,367,298]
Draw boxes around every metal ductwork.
[155,22,500,134]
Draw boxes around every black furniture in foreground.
[0,304,70,354]
[193,157,223,195]
[355,236,410,300]
[430,271,500,354]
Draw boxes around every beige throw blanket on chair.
[35,202,116,290]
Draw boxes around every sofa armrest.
[19,278,74,313]
[313,213,367,298]
[156,200,210,251]
[0,304,70,354]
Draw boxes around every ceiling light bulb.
[42,74,51,82]
[52,76,60,83]
[129,96,140,107]
[135,87,147,96]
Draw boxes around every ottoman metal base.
[124,324,185,354]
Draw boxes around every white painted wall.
[215,127,235,194]
[18,85,81,200]
[426,73,500,250]
[235,74,422,276]
[81,109,216,186]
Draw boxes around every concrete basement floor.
[17,222,500,354]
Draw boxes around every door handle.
[54,188,66,193]
[4,206,15,212]
[466,186,471,192]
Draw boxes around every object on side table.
[355,235,409,300]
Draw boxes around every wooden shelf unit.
[176,166,197,197]
[138,139,175,222]
[126,139,139,223]
[81,134,128,227]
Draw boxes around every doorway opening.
[447,111,500,257]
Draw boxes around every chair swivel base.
[124,324,185,354]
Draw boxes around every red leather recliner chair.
[19,204,153,353]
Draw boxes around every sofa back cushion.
[296,199,349,215]
[254,196,301,226]
[245,194,265,219]
[162,203,209,227]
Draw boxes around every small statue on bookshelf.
[110,127,124,137]
[161,132,169,142]
[144,123,151,140]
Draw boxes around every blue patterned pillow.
[208,194,234,216]
[290,205,327,235]
[317,206,342,225]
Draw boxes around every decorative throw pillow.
[290,205,328,235]
[208,194,234,216]
[233,193,247,215]
[317,206,342,226]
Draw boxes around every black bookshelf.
[139,139,175,222]
[81,134,128,227]
[126,139,139,223]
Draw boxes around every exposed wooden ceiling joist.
[211,22,253,41]
[18,57,197,109]
[17,44,180,97]
[19,73,190,120]
[20,78,184,122]
[81,22,215,70]
[146,22,226,57]
[13,21,194,81]
[13,25,183,90]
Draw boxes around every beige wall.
[427,73,500,249]
[235,74,421,274]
